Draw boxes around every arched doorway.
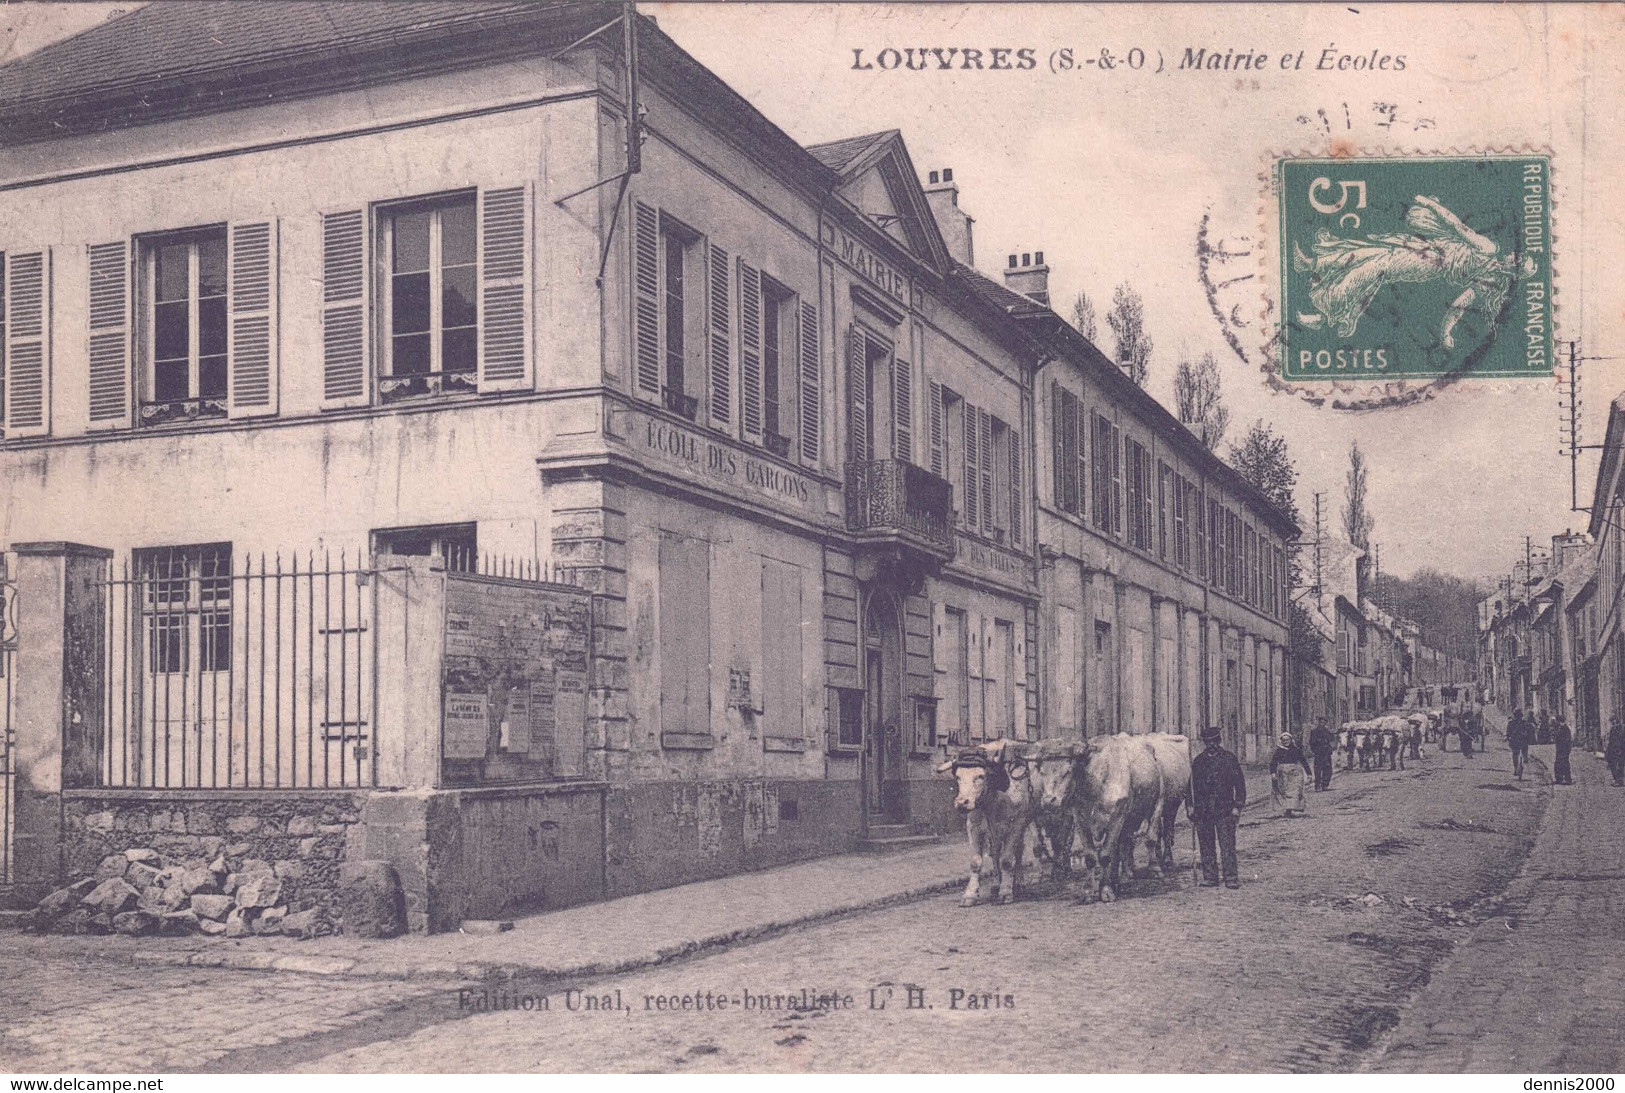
[862,589,906,823]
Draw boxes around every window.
[141,229,227,423]
[1158,462,1173,561]
[1208,498,1222,585]
[659,532,711,741]
[1193,482,1206,579]
[135,544,232,676]
[940,605,969,747]
[1125,438,1153,551]
[762,283,787,447]
[834,687,864,750]
[1052,383,1083,518]
[1174,473,1190,569]
[960,400,996,534]
[1092,413,1122,535]
[380,195,477,402]
[372,523,477,573]
[912,697,939,753]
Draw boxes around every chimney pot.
[943,167,954,182]
[1002,247,1052,307]
[1008,254,1018,269]
[928,170,939,184]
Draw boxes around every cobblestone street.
[5,732,1607,1073]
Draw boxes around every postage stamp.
[1277,155,1553,382]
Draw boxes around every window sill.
[660,731,715,751]
[826,744,861,758]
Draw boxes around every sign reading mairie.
[822,223,909,303]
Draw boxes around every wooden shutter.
[979,407,994,530]
[739,258,763,438]
[962,400,979,529]
[1110,421,1124,535]
[708,243,731,425]
[320,210,367,407]
[227,221,278,418]
[892,355,912,462]
[798,299,820,464]
[632,201,661,396]
[1057,385,1079,515]
[87,241,131,429]
[847,325,869,464]
[928,379,945,476]
[1075,399,1087,521]
[478,185,530,393]
[3,250,50,437]
[1010,427,1023,545]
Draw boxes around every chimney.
[923,167,975,266]
[1002,250,1050,306]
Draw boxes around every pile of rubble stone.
[25,847,332,938]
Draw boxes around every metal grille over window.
[101,548,377,790]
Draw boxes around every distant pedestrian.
[1552,714,1573,786]
[1271,732,1312,817]
[1508,709,1531,780]
[1607,716,1625,788]
[1538,709,1552,746]
[1189,726,1247,889]
[1308,718,1336,791]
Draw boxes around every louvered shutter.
[979,407,994,530]
[1010,428,1023,545]
[87,241,130,429]
[227,220,278,418]
[739,259,763,438]
[847,325,868,464]
[3,250,50,438]
[927,379,945,476]
[798,299,820,464]
[1111,422,1124,535]
[478,185,530,393]
[632,202,661,396]
[1051,382,1065,510]
[320,210,367,407]
[892,355,912,462]
[708,244,731,425]
[1075,399,1088,521]
[962,400,978,529]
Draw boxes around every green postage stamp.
[1278,155,1552,381]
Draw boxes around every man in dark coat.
[1308,717,1336,791]
[1189,725,1247,889]
[1552,713,1574,786]
[1606,715,1625,788]
[1508,709,1531,780]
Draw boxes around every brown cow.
[938,739,1036,906]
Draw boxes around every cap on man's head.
[1201,726,1223,743]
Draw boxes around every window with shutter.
[227,220,279,418]
[1057,386,1080,515]
[378,194,477,402]
[758,274,798,458]
[739,259,763,438]
[1111,421,1124,536]
[928,378,945,476]
[962,400,979,530]
[632,202,661,397]
[1009,428,1023,545]
[478,185,529,393]
[798,299,820,464]
[979,407,994,531]
[708,244,731,425]
[87,240,131,429]
[2,250,49,438]
[140,230,227,426]
[892,355,912,462]
[321,209,367,407]
[847,325,870,464]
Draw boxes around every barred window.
[135,544,232,675]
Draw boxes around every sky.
[3,2,1623,585]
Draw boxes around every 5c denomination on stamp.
[1278,155,1553,381]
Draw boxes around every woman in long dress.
[1271,732,1313,817]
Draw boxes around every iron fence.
[99,552,378,790]
[3,567,19,883]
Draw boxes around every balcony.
[844,460,955,578]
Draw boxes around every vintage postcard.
[0,0,1622,1080]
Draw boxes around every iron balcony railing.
[844,459,955,556]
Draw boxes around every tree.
[1105,283,1152,387]
[1343,440,1376,596]
[1070,291,1098,342]
[1174,352,1230,451]
[1229,420,1300,526]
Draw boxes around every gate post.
[5,542,110,904]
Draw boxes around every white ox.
[1027,732,1189,904]
[938,739,1036,906]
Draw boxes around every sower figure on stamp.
[1189,726,1247,889]
[1308,717,1336,791]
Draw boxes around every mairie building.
[0,1,1293,928]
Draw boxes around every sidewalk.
[5,766,1276,983]
[1370,743,1624,1071]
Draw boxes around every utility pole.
[1313,491,1324,600]
[1560,341,1581,511]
